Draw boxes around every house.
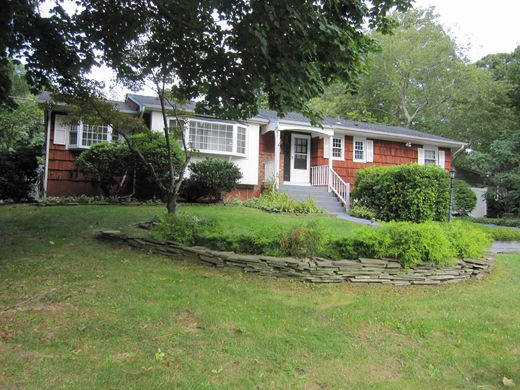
[39,93,466,209]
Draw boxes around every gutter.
[43,109,51,199]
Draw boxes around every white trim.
[353,136,367,163]
[422,145,439,165]
[187,118,247,156]
[43,110,51,198]
[289,133,311,185]
[331,136,344,161]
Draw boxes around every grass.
[0,204,519,389]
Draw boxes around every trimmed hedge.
[352,164,450,222]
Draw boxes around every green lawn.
[0,205,519,389]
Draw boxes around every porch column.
[327,134,333,192]
[274,127,281,189]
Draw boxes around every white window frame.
[66,119,112,149]
[331,137,344,160]
[423,145,438,166]
[353,136,366,163]
[186,119,248,157]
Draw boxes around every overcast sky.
[414,0,520,61]
[44,0,520,99]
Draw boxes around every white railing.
[310,165,350,211]
[264,160,276,182]
[310,165,328,186]
[329,168,350,210]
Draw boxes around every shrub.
[0,141,43,201]
[443,221,492,258]
[243,190,323,214]
[76,142,130,196]
[453,180,477,216]
[280,222,322,258]
[328,221,491,267]
[476,225,520,241]
[352,164,450,222]
[155,213,216,245]
[348,204,376,220]
[181,158,242,202]
[129,132,185,200]
[465,216,520,228]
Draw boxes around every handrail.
[310,165,328,186]
[329,168,350,210]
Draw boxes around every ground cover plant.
[155,206,492,267]
[0,204,519,389]
[242,190,323,214]
[465,216,520,228]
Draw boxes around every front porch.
[260,127,350,211]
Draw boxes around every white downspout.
[327,134,333,193]
[274,127,280,189]
[43,109,51,199]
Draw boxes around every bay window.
[187,119,247,156]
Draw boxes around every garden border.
[98,230,495,285]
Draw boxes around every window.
[82,124,109,146]
[237,126,246,154]
[332,137,344,159]
[65,120,111,149]
[353,137,365,162]
[187,119,247,155]
[424,149,437,165]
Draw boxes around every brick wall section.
[47,113,100,196]
[311,135,452,186]
[258,130,275,185]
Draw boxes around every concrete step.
[279,184,346,214]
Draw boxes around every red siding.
[311,135,452,185]
[46,113,100,196]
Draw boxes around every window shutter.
[418,147,425,165]
[366,140,374,162]
[53,115,68,145]
[438,150,446,168]
[323,137,330,158]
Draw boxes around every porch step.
[279,184,346,215]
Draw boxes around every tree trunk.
[166,192,178,214]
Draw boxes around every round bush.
[453,180,477,216]
[352,164,450,223]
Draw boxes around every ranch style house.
[39,93,466,210]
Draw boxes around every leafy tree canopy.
[3,0,411,121]
[310,7,517,151]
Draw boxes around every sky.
[414,0,520,62]
[42,0,520,99]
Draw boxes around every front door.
[290,133,311,185]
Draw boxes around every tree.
[5,0,413,212]
[310,8,516,151]
[477,46,520,116]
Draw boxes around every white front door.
[290,133,311,185]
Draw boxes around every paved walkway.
[336,212,380,226]
[489,241,520,254]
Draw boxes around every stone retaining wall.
[98,231,495,285]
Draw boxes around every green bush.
[328,221,492,267]
[476,225,520,241]
[243,190,323,214]
[443,221,492,258]
[130,132,185,200]
[76,142,130,196]
[0,141,43,201]
[155,213,216,245]
[280,222,322,258]
[453,180,477,216]
[181,158,242,202]
[348,204,377,220]
[352,164,450,222]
